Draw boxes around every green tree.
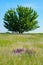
[3,6,39,33]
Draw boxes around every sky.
[0,0,43,33]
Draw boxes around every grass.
[0,33,43,65]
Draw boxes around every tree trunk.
[19,31,23,34]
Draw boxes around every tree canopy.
[3,6,39,33]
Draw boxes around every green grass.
[0,33,43,65]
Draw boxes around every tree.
[3,6,39,33]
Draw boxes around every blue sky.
[0,0,43,33]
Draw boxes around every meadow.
[0,33,43,65]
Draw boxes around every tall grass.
[0,33,43,65]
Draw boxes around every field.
[0,33,43,65]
